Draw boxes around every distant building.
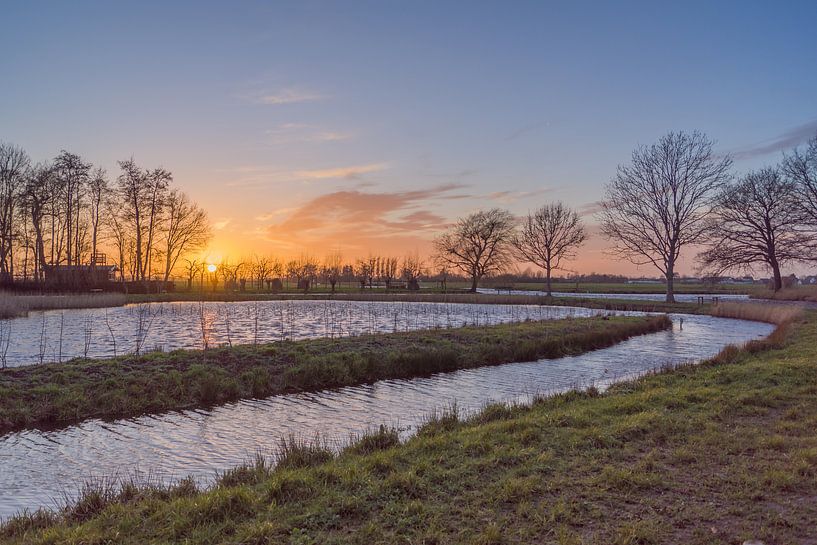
[43,253,117,290]
[43,264,117,289]
[627,278,663,284]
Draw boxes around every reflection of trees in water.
[8,301,595,367]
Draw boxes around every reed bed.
[710,301,803,324]
[0,292,127,319]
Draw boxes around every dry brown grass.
[760,285,817,302]
[710,301,803,324]
[0,292,127,319]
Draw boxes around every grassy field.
[0,315,670,435]
[2,308,812,544]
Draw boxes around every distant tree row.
[0,143,211,287]
[432,131,817,302]
[183,251,438,293]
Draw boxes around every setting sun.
[207,264,217,273]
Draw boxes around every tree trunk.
[665,267,676,303]
[770,259,783,291]
[546,267,552,297]
[470,274,478,293]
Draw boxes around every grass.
[0,314,670,435]
[0,292,127,319]
[473,280,759,295]
[3,311,815,544]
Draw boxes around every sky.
[3,0,817,276]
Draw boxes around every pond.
[0,306,773,519]
[0,300,610,368]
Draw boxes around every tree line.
[0,143,211,287]
[434,131,817,302]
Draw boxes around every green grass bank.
[1,311,813,544]
[0,315,670,435]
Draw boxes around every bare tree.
[434,208,515,292]
[401,252,425,290]
[105,195,129,284]
[53,150,90,266]
[88,167,109,271]
[142,168,171,282]
[0,143,30,282]
[117,159,170,284]
[512,202,587,296]
[783,131,817,241]
[599,131,732,302]
[380,256,399,290]
[183,258,202,290]
[251,255,274,291]
[322,251,343,293]
[354,257,373,289]
[698,168,810,291]
[161,189,210,283]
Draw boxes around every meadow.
[1,306,811,544]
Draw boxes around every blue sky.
[3,0,816,273]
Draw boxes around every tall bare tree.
[53,150,90,266]
[401,252,425,290]
[142,168,171,281]
[512,202,586,296]
[322,251,343,292]
[783,131,817,242]
[698,168,810,291]
[434,208,516,292]
[161,189,210,283]
[0,143,30,282]
[88,167,109,269]
[22,163,55,281]
[251,255,274,291]
[599,131,732,302]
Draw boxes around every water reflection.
[0,300,605,367]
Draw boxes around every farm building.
[43,264,118,290]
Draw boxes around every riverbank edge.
[1,309,809,543]
[0,315,671,436]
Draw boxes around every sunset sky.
[3,1,817,275]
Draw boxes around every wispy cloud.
[222,162,385,188]
[504,121,551,141]
[252,88,328,105]
[264,123,352,144]
[296,163,388,180]
[578,201,605,217]
[213,218,232,231]
[486,188,550,204]
[727,119,817,160]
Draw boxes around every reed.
[0,292,127,319]
[710,301,803,324]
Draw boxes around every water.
[477,287,750,303]
[0,310,772,519]
[0,300,602,368]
